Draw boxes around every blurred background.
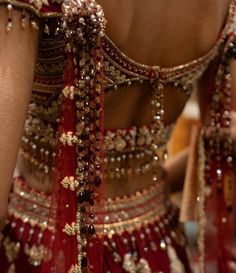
[168,88,200,273]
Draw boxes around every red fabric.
[0,212,192,273]
[40,54,78,273]
[202,33,236,273]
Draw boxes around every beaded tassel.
[6,4,13,32]
[198,34,236,273]
[61,0,106,272]
[4,5,39,31]
[21,9,26,28]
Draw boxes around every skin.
[1,0,236,270]
[0,7,39,227]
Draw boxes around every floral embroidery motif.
[59,132,78,146]
[61,176,79,191]
[68,265,79,273]
[3,237,20,263]
[24,244,44,266]
[62,85,76,100]
[123,253,151,273]
[63,222,79,236]
[29,0,49,10]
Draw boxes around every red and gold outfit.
[0,0,236,273]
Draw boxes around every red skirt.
[0,177,193,273]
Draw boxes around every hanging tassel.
[6,4,13,32]
[21,9,26,28]
[30,16,38,30]
[44,20,50,35]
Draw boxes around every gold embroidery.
[68,264,79,273]
[123,253,151,273]
[61,176,79,191]
[24,244,44,266]
[59,132,78,146]
[62,86,76,100]
[3,237,20,263]
[63,222,78,236]
[197,130,206,273]
[100,205,167,238]
[9,177,172,237]
[28,102,59,123]
[0,0,62,17]
[35,60,64,78]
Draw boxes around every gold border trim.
[0,0,62,18]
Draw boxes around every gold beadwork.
[123,253,151,273]
[6,4,13,32]
[61,176,79,191]
[197,130,206,273]
[68,265,79,273]
[3,237,20,263]
[62,86,76,99]
[24,244,44,266]
[30,18,39,29]
[59,132,78,146]
[63,222,78,236]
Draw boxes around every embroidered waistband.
[8,177,171,237]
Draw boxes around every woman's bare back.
[99,0,230,128]
[17,0,233,197]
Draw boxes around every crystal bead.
[88,224,95,235]
[81,256,88,267]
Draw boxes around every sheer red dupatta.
[41,1,106,273]
[198,33,236,273]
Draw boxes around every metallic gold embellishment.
[62,86,76,100]
[197,130,206,273]
[30,18,39,29]
[59,132,78,146]
[10,177,170,237]
[24,244,44,266]
[100,206,167,238]
[6,4,13,32]
[123,253,151,273]
[63,222,78,236]
[68,265,79,273]
[8,205,49,231]
[29,0,49,11]
[76,210,83,273]
[61,176,79,191]
[3,237,20,263]
[0,0,62,17]
[24,115,56,146]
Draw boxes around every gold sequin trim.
[3,237,20,263]
[197,129,206,273]
[62,85,76,99]
[123,254,151,273]
[63,222,78,236]
[24,244,44,266]
[59,131,78,146]
[61,176,79,191]
[0,0,62,17]
[68,265,79,273]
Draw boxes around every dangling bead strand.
[21,9,26,28]
[6,4,13,32]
